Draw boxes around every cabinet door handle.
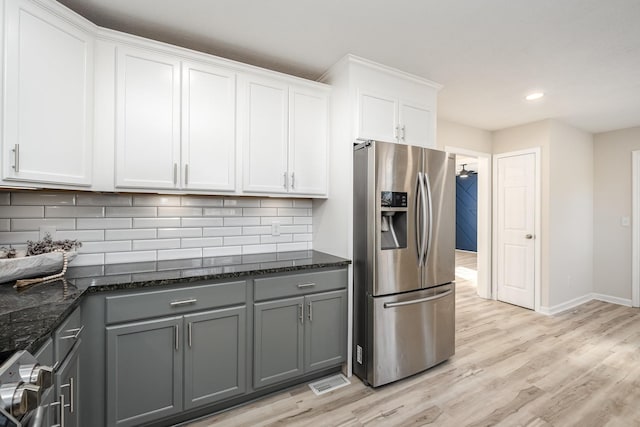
[401,125,406,141]
[60,325,84,340]
[298,303,304,324]
[50,393,65,427]
[291,172,295,189]
[67,377,74,414]
[283,172,288,189]
[12,144,19,172]
[188,322,192,348]
[297,282,316,289]
[173,163,178,185]
[174,324,179,350]
[308,302,312,321]
[185,164,189,186]
[394,126,399,140]
[170,298,197,307]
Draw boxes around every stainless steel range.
[0,351,53,427]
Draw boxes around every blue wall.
[456,174,477,252]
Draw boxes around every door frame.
[492,148,542,312]
[445,146,492,299]
[631,151,640,307]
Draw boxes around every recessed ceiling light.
[525,92,545,101]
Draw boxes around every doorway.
[493,149,541,311]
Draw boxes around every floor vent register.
[308,374,351,396]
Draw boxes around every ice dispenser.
[380,191,407,249]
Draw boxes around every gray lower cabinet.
[106,316,183,427]
[52,341,81,427]
[254,289,347,389]
[106,306,247,427]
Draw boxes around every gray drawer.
[105,281,246,324]
[54,306,82,365]
[254,269,347,301]
[34,337,54,367]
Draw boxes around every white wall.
[437,119,492,153]
[593,126,640,301]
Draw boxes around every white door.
[288,86,328,196]
[182,62,236,192]
[399,101,434,148]
[115,47,181,189]
[496,153,536,309]
[241,75,289,194]
[357,91,398,143]
[3,0,93,186]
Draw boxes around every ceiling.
[58,0,640,134]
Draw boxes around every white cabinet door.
[242,76,288,194]
[399,100,434,148]
[182,62,236,192]
[115,47,180,189]
[357,91,398,143]
[289,86,328,196]
[3,0,93,186]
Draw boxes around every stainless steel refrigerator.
[353,140,456,387]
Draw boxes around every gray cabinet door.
[183,306,246,409]
[53,341,80,427]
[106,316,183,427]
[254,296,304,388]
[304,290,347,372]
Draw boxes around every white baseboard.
[538,293,632,316]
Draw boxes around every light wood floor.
[187,252,640,426]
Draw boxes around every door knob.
[525,234,534,239]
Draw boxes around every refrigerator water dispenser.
[380,191,407,250]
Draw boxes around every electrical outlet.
[271,221,281,236]
[39,226,56,240]
[356,345,363,364]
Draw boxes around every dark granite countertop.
[0,250,350,363]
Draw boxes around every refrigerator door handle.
[415,172,423,264]
[418,172,428,266]
[383,289,453,308]
[423,171,434,265]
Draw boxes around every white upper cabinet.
[181,61,236,192]
[115,46,181,189]
[357,91,398,143]
[398,100,433,147]
[3,0,94,186]
[241,74,328,197]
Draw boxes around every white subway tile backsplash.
[12,192,75,205]
[133,195,181,206]
[181,237,223,248]
[1,191,314,266]
[12,218,76,231]
[203,227,242,237]
[203,246,242,257]
[0,206,44,218]
[181,196,223,207]
[78,218,131,230]
[242,244,276,255]
[157,248,202,261]
[224,198,260,208]
[277,242,308,252]
[80,240,131,253]
[105,229,156,240]
[182,218,224,227]
[0,231,39,245]
[133,239,181,250]
[260,199,293,208]
[203,208,241,217]
[45,206,104,218]
[106,207,157,217]
[243,208,277,217]
[224,235,260,246]
[278,208,310,216]
[158,207,202,217]
[224,217,260,227]
[77,194,132,206]
[133,218,180,228]
[157,228,202,238]
[106,251,156,264]
[56,230,105,241]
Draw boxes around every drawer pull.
[170,298,198,307]
[297,283,316,289]
[60,325,84,340]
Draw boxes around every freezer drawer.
[368,284,454,387]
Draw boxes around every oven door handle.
[383,289,452,308]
